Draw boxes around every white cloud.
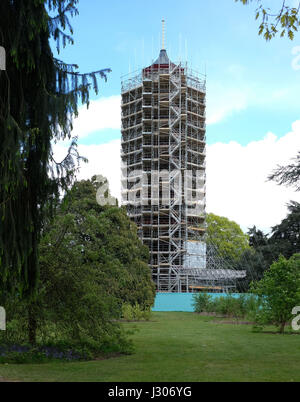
[73,91,238,135]
[76,141,121,200]
[72,95,121,138]
[53,139,122,201]
[206,120,300,232]
[53,121,300,233]
[71,82,298,142]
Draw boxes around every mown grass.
[0,312,299,382]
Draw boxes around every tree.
[251,254,300,333]
[247,225,278,268]
[1,177,155,345]
[238,204,300,292]
[250,201,300,261]
[235,248,268,291]
[32,212,126,350]
[206,213,250,263]
[1,209,132,353]
[0,1,110,296]
[248,226,269,249]
[226,226,271,292]
[236,0,300,40]
[59,177,156,310]
[268,151,300,191]
[270,201,300,259]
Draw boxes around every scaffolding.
[121,49,245,293]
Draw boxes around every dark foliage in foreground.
[0,177,155,354]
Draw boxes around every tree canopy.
[248,202,300,264]
[270,201,300,259]
[206,213,250,262]
[54,177,156,309]
[251,253,300,333]
[236,203,300,291]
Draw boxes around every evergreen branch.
[268,152,300,191]
[49,136,88,190]
[54,58,111,80]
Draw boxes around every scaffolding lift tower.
[121,43,246,293]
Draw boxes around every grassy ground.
[0,312,299,382]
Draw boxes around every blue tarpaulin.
[152,292,242,312]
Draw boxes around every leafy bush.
[121,303,135,321]
[193,293,262,320]
[242,294,264,322]
[214,296,242,318]
[121,303,152,321]
[193,293,213,313]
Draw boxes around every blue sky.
[52,0,300,231]
[53,0,300,146]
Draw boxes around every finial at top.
[162,19,165,50]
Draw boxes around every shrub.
[243,294,264,321]
[121,303,151,321]
[213,296,239,318]
[193,292,262,320]
[192,293,213,313]
[122,303,135,321]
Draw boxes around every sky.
[53,0,300,233]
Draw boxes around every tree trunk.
[279,322,285,334]
[28,303,37,345]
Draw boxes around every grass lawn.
[0,312,299,382]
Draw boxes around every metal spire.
[162,19,165,49]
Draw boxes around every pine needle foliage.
[0,0,111,296]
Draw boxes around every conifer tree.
[0,0,110,296]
